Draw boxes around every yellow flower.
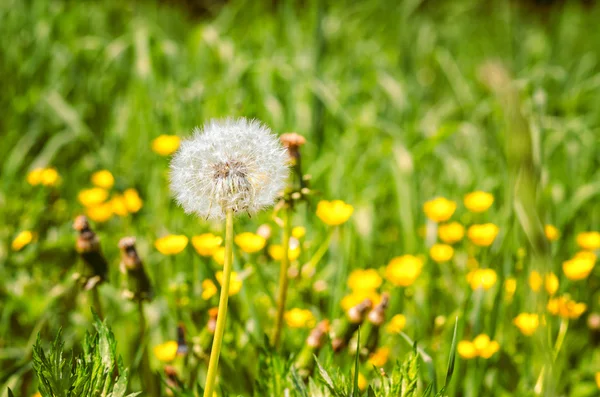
[152,134,181,156]
[467,223,499,247]
[576,231,600,251]
[547,296,586,319]
[467,269,497,290]
[575,250,597,262]
[154,235,188,255]
[504,277,517,299]
[479,341,500,359]
[357,373,368,391]
[457,341,477,359]
[153,341,178,362]
[544,225,559,241]
[528,271,542,292]
[429,243,454,263]
[91,170,114,189]
[316,200,354,226]
[438,222,465,244]
[423,197,456,222]
[347,269,382,291]
[124,188,143,213]
[40,168,59,186]
[202,279,217,300]
[31,392,42,397]
[12,231,33,251]
[192,233,223,256]
[513,313,539,336]
[387,314,407,334]
[284,308,316,328]
[467,334,500,359]
[110,194,129,217]
[595,372,600,389]
[341,290,381,312]
[292,226,306,238]
[268,244,301,261]
[385,255,423,287]
[562,256,595,281]
[368,347,390,367]
[545,273,559,295]
[27,168,44,185]
[235,232,266,253]
[86,203,113,223]
[464,191,494,213]
[216,271,243,296]
[78,187,109,207]
[212,247,226,265]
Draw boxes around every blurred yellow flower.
[292,226,306,238]
[268,244,300,261]
[563,256,595,281]
[504,277,517,298]
[78,187,109,207]
[575,251,597,262]
[155,235,188,255]
[387,314,406,334]
[284,308,316,328]
[467,223,499,247]
[545,273,559,295]
[368,347,390,367]
[457,341,477,359]
[91,170,114,189]
[153,341,178,362]
[458,334,500,359]
[596,372,600,389]
[479,340,500,359]
[152,134,181,156]
[464,191,494,213]
[341,290,380,312]
[216,271,243,296]
[385,255,423,287]
[467,269,497,290]
[347,269,382,291]
[110,194,129,216]
[27,168,44,185]
[423,197,456,222]
[235,232,266,253]
[316,200,354,226]
[429,243,454,263]
[86,203,113,223]
[202,279,217,300]
[544,224,559,241]
[12,231,33,251]
[547,296,586,319]
[31,392,42,397]
[40,168,60,186]
[357,373,368,391]
[576,231,600,251]
[528,271,542,292]
[212,247,226,265]
[514,313,539,336]
[438,222,465,244]
[123,188,143,213]
[192,233,223,256]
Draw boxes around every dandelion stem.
[273,206,292,348]
[203,208,234,397]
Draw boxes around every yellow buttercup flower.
[123,188,143,213]
[202,279,217,300]
[438,222,465,244]
[27,168,44,185]
[12,231,33,251]
[595,372,600,389]
[91,170,114,189]
[216,271,243,296]
[467,269,497,290]
[514,313,539,336]
[347,269,382,291]
[235,232,266,253]
[545,273,559,295]
[192,233,223,256]
[368,347,390,367]
[464,191,494,213]
[78,187,109,207]
[547,296,586,319]
[563,256,595,281]
[212,247,226,265]
[504,277,517,299]
[40,168,60,186]
[429,243,454,263]
[575,250,597,262]
[423,197,456,222]
[458,334,500,359]
[357,373,368,392]
[467,223,499,247]
[86,203,114,223]
[31,392,42,397]
[153,341,178,362]
[284,308,316,328]
[316,200,354,226]
[457,341,477,359]
[155,235,188,255]
[528,271,542,292]
[479,340,500,359]
[110,194,129,216]
[387,314,406,334]
[292,226,306,238]
[544,224,559,241]
[576,231,600,251]
[385,255,423,287]
[341,290,381,311]
[152,134,181,156]
[268,244,301,261]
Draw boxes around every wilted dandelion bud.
[280,132,306,164]
[73,215,108,289]
[118,237,153,302]
[169,118,288,220]
[295,320,330,380]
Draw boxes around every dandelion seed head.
[170,118,289,220]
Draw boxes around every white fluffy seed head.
[169,118,289,220]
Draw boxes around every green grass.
[1,0,600,396]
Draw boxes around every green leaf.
[290,367,309,397]
[444,317,459,387]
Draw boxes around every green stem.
[272,207,292,348]
[138,301,160,397]
[305,228,334,272]
[534,318,568,395]
[203,209,234,397]
[91,287,104,320]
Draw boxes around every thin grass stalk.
[138,301,159,397]
[91,288,104,320]
[273,206,292,348]
[203,208,234,397]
